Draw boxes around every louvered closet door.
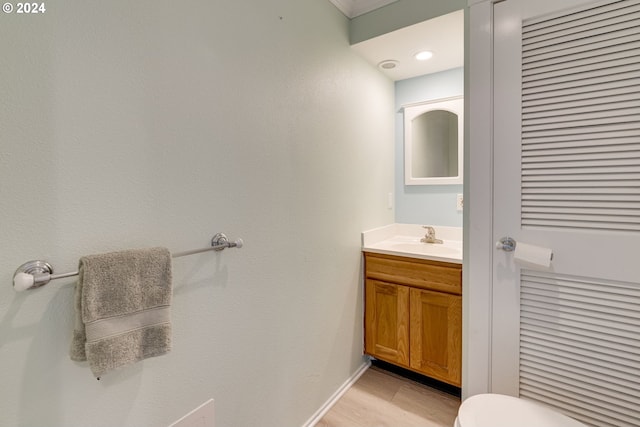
[492,1,640,426]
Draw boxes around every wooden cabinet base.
[409,288,461,387]
[364,252,462,387]
[364,279,410,367]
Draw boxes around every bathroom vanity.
[362,224,462,387]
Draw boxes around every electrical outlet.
[456,194,463,211]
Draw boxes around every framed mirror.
[403,96,463,185]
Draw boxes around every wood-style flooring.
[316,366,461,427]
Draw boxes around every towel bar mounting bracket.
[212,233,228,250]
[212,233,233,250]
[14,260,54,290]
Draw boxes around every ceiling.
[328,0,399,19]
[328,1,464,82]
[350,10,464,81]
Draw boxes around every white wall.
[394,67,464,226]
[0,1,394,426]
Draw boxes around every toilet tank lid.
[457,394,587,427]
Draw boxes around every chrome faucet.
[420,226,443,244]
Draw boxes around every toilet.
[455,394,588,427]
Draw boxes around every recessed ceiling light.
[378,60,399,70]
[414,51,433,61]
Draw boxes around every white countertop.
[362,223,462,264]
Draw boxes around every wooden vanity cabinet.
[364,279,410,367]
[364,252,462,387]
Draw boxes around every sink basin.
[387,242,461,257]
[365,236,462,263]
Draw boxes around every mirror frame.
[403,96,464,185]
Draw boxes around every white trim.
[327,0,399,18]
[463,0,494,399]
[400,95,464,112]
[302,359,371,427]
[327,0,354,17]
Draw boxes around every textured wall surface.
[0,1,394,426]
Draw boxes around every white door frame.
[462,0,495,399]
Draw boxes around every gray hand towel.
[70,247,172,378]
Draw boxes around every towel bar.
[12,233,243,292]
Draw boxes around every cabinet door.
[364,279,410,367]
[409,288,462,386]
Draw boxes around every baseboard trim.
[302,358,372,427]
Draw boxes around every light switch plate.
[456,194,463,211]
[169,399,215,427]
